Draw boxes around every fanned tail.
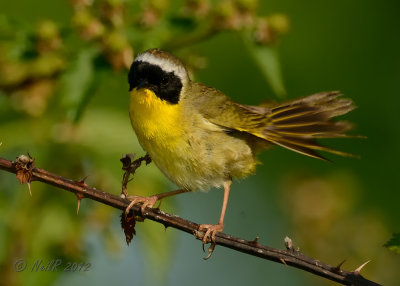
[262,91,358,160]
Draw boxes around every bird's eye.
[161,76,169,85]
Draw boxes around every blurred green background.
[0,0,399,285]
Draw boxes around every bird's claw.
[198,223,224,258]
[124,195,158,217]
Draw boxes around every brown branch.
[0,155,381,286]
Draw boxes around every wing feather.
[190,83,357,159]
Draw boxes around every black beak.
[137,80,147,89]
[129,79,147,92]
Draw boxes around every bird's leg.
[199,179,232,246]
[125,189,188,217]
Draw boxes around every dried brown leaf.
[15,155,35,184]
[120,212,136,245]
[14,154,35,195]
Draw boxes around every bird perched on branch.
[126,48,357,246]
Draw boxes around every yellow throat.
[129,88,183,145]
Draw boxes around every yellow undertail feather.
[262,91,358,160]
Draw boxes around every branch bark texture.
[0,156,381,286]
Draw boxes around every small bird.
[126,48,356,245]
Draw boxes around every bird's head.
[128,49,190,105]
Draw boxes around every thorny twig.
[120,153,151,198]
[0,155,381,286]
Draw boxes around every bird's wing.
[190,83,357,160]
[189,83,270,132]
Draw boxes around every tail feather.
[272,121,353,137]
[260,91,358,159]
[266,131,358,160]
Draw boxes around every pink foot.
[199,223,224,245]
[125,195,159,216]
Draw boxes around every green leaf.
[384,233,400,254]
[59,46,100,122]
[242,33,287,98]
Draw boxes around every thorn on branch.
[354,260,370,275]
[75,193,85,215]
[75,177,89,214]
[332,259,346,274]
[14,154,35,196]
[250,236,260,245]
[77,176,89,186]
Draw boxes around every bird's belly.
[136,128,258,191]
[137,134,224,191]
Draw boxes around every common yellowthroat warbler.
[126,48,356,244]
